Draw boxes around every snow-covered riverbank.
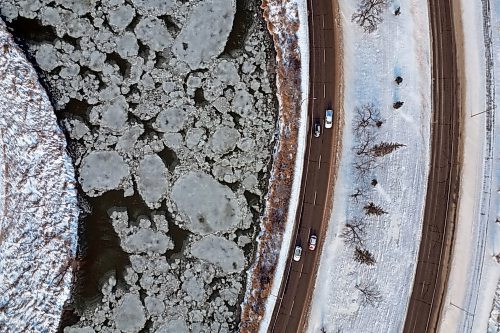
[0,20,79,332]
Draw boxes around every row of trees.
[337,102,406,311]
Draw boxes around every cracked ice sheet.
[0,21,79,333]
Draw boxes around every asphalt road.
[403,0,462,331]
[268,0,340,332]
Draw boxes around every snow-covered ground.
[0,21,79,332]
[307,1,432,332]
[437,0,500,332]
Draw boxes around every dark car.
[314,121,321,137]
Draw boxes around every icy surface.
[307,0,431,332]
[0,0,277,330]
[191,235,245,273]
[172,0,236,69]
[113,293,146,333]
[79,150,130,196]
[0,20,79,333]
[135,154,168,208]
[171,171,242,234]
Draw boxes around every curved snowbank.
[0,21,79,332]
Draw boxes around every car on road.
[325,109,333,128]
[293,245,302,261]
[313,121,321,137]
[308,234,317,251]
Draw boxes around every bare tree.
[350,187,368,203]
[340,217,366,247]
[353,130,377,156]
[354,247,376,265]
[364,202,387,216]
[353,155,377,178]
[351,0,389,33]
[370,142,406,157]
[353,103,382,134]
[355,279,382,307]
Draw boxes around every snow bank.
[438,0,500,331]
[0,20,79,332]
[307,0,431,331]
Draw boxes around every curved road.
[269,0,341,332]
[403,0,462,331]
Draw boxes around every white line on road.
[323,48,326,63]
[323,84,326,98]
[313,191,317,205]
[318,154,322,169]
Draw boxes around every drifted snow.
[0,21,79,333]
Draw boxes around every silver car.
[325,109,333,128]
[293,245,302,261]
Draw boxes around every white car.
[293,245,302,261]
[308,235,317,251]
[325,109,333,128]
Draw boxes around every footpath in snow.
[307,1,431,332]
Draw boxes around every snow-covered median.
[0,20,79,332]
[307,0,431,331]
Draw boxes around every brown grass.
[239,1,304,331]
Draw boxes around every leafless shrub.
[340,217,366,247]
[370,142,406,157]
[354,247,376,265]
[349,187,368,203]
[363,202,387,216]
[351,0,389,33]
[355,279,382,307]
[393,101,404,109]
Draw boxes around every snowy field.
[307,1,431,332]
[438,0,500,332]
[0,21,79,332]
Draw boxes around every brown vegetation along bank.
[240,1,304,332]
